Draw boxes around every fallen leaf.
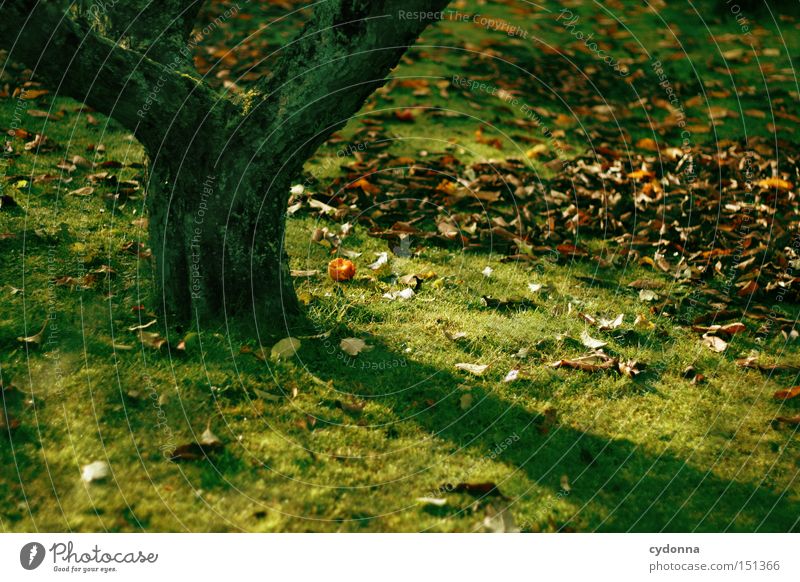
[557,242,589,257]
[639,289,659,302]
[598,314,624,330]
[618,359,645,378]
[416,497,448,507]
[20,89,49,99]
[702,334,728,353]
[68,186,94,196]
[551,352,617,372]
[290,269,319,278]
[17,319,48,345]
[735,357,799,374]
[200,423,222,447]
[692,322,746,339]
[340,337,373,356]
[483,502,519,533]
[308,198,336,215]
[271,337,301,360]
[636,138,660,152]
[757,178,793,191]
[580,330,607,349]
[138,332,167,350]
[383,288,415,301]
[27,109,59,120]
[128,319,157,332]
[176,332,197,352]
[720,322,746,335]
[455,363,489,375]
[394,109,416,122]
[81,461,110,483]
[368,252,389,270]
[628,279,663,290]
[348,177,381,195]
[773,386,800,401]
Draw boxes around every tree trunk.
[1,0,451,328]
[146,149,298,326]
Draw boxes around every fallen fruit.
[328,257,356,282]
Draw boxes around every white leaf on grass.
[340,338,373,356]
[200,424,222,447]
[383,288,415,301]
[308,198,336,215]
[702,334,728,353]
[598,313,624,330]
[483,502,520,533]
[290,269,319,278]
[368,252,389,270]
[527,282,543,293]
[503,369,520,382]
[81,461,110,483]
[455,363,488,375]
[127,319,157,332]
[271,337,301,360]
[482,266,494,278]
[417,497,448,507]
[580,330,607,349]
[17,319,48,345]
[639,289,659,302]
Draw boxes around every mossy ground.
[1,0,799,532]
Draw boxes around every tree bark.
[1,0,450,328]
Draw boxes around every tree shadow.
[291,320,800,532]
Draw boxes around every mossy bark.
[1,0,450,327]
[145,151,298,325]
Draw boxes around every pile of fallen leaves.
[295,133,799,330]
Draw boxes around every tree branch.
[240,0,450,171]
[75,0,207,69]
[0,0,227,153]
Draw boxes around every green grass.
[1,0,799,532]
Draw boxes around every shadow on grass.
[289,318,800,533]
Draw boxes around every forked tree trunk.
[1,0,450,327]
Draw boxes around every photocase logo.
[20,542,46,570]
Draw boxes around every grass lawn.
[1,0,799,532]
